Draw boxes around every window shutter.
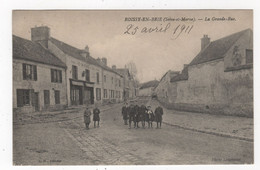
[33,65,37,81]
[30,89,35,106]
[17,89,23,107]
[51,69,54,82]
[22,64,26,80]
[59,70,62,83]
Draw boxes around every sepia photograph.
[12,10,253,165]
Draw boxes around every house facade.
[31,26,123,106]
[167,29,253,117]
[115,68,137,101]
[101,65,124,104]
[13,35,67,113]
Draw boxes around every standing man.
[134,104,140,128]
[93,104,100,128]
[140,105,147,128]
[84,107,91,130]
[128,102,135,129]
[155,106,164,128]
[122,102,129,125]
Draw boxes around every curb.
[163,121,253,142]
[13,103,124,125]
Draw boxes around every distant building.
[168,29,253,117]
[13,35,67,113]
[116,68,137,100]
[138,80,159,97]
[155,70,179,103]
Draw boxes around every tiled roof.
[13,35,66,68]
[170,65,189,82]
[139,80,159,89]
[189,29,252,66]
[50,37,122,76]
[159,70,180,82]
[116,68,131,77]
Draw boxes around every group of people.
[83,101,164,130]
[121,102,164,129]
[83,105,100,130]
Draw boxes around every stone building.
[115,68,137,101]
[31,26,123,106]
[155,70,179,103]
[13,35,67,113]
[168,29,253,117]
[98,63,124,104]
[138,80,159,97]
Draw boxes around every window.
[119,91,121,98]
[104,75,106,83]
[54,90,60,104]
[96,88,101,101]
[85,69,90,82]
[103,89,107,98]
[96,72,100,84]
[51,69,62,83]
[246,49,253,64]
[23,64,37,81]
[44,90,50,105]
[72,65,78,80]
[119,80,121,87]
[111,77,114,84]
[111,90,114,98]
[17,89,30,107]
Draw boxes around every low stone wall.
[157,99,253,118]
[42,104,67,112]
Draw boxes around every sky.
[13,10,253,83]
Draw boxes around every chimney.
[201,34,210,51]
[112,65,116,70]
[80,45,90,58]
[31,26,50,48]
[96,57,101,63]
[101,57,107,65]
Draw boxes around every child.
[93,105,100,128]
[84,107,91,130]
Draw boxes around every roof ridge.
[211,28,251,44]
[50,37,123,77]
[13,35,66,68]
[189,28,252,66]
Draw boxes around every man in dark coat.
[121,103,129,125]
[140,105,147,128]
[134,104,140,128]
[93,105,100,128]
[154,106,164,128]
[128,103,135,129]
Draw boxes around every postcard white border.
[1,0,259,170]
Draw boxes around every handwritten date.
[124,23,193,40]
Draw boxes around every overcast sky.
[13,10,252,83]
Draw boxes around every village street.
[13,99,253,165]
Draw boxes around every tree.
[125,61,137,80]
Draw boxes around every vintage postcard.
[12,10,253,165]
